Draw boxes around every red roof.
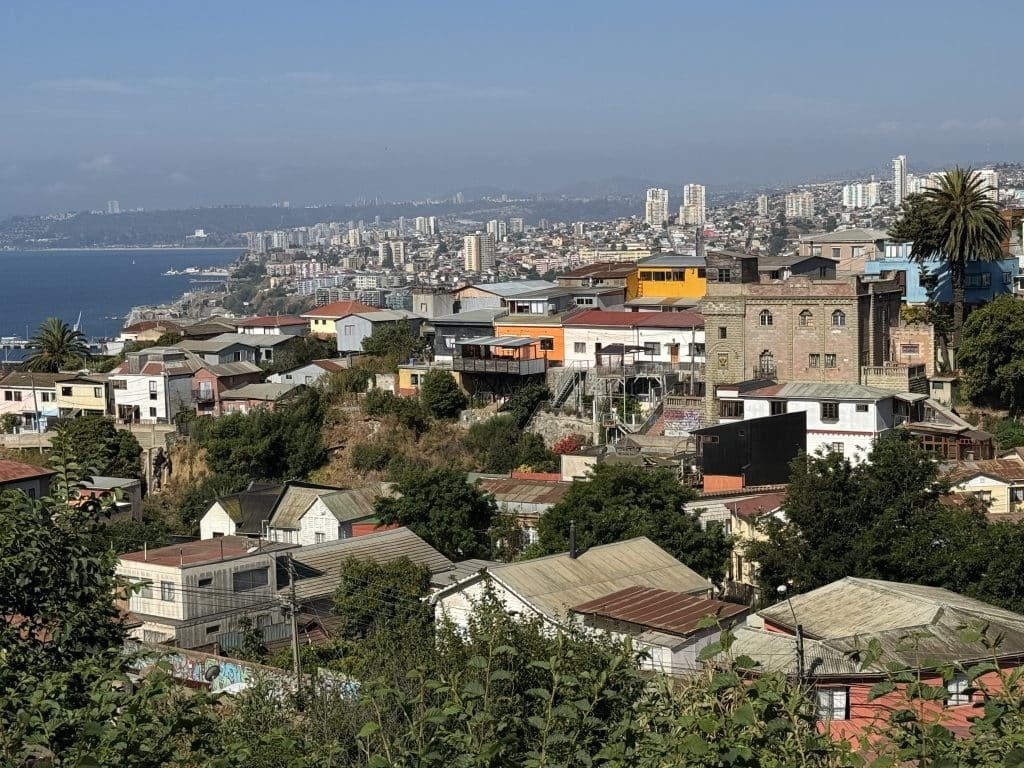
[573,586,747,637]
[563,309,705,329]
[723,492,787,521]
[235,315,307,327]
[301,300,377,319]
[0,459,56,484]
[120,536,288,567]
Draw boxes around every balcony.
[192,388,217,404]
[860,363,927,394]
[452,357,546,375]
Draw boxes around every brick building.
[699,251,904,424]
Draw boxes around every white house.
[117,536,295,649]
[562,310,705,370]
[199,482,284,540]
[263,482,395,545]
[432,537,711,635]
[234,315,309,337]
[714,381,926,464]
[109,347,204,424]
[335,310,424,354]
[266,358,347,386]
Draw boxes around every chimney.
[569,520,577,559]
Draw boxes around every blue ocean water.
[0,248,244,340]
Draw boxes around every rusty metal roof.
[477,477,571,506]
[573,586,748,637]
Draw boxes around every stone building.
[699,251,903,425]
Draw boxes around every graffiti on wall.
[664,410,702,437]
[127,642,280,694]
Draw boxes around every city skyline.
[2,1,1023,215]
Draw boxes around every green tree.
[889,168,1008,351]
[333,557,433,641]
[958,295,1024,409]
[24,316,89,372]
[361,388,429,434]
[49,416,144,480]
[463,414,556,473]
[500,381,549,429]
[993,417,1024,450]
[419,370,467,419]
[536,464,731,581]
[747,431,991,600]
[361,322,427,370]
[376,467,497,559]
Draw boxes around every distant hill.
[549,176,664,199]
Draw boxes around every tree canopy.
[49,416,144,480]
[361,322,427,370]
[958,295,1024,410]
[536,463,731,581]
[418,370,467,419]
[333,556,433,641]
[462,414,556,473]
[375,467,497,559]
[24,317,89,372]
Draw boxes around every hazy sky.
[2,0,1022,215]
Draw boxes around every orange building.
[492,315,567,365]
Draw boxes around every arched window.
[758,349,775,376]
[759,309,773,327]
[832,310,846,327]
[799,310,813,327]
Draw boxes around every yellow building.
[626,254,707,301]
[55,373,110,417]
[948,458,1024,518]
[397,363,463,397]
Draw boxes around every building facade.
[644,188,670,226]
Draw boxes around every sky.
[2,0,1023,215]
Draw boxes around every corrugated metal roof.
[279,527,452,601]
[220,383,301,401]
[477,477,571,506]
[448,537,710,621]
[946,458,1024,485]
[0,459,56,484]
[563,309,705,329]
[214,484,283,533]
[455,280,556,298]
[770,382,893,401]
[318,483,396,523]
[267,482,346,530]
[207,361,263,377]
[430,308,508,324]
[573,586,748,637]
[799,227,888,244]
[0,372,64,388]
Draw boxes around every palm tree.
[24,317,89,372]
[891,167,1007,353]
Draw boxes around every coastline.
[8,246,245,253]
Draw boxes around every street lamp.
[777,583,805,686]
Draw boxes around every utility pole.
[777,584,805,686]
[287,553,302,704]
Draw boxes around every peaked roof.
[317,483,396,523]
[574,586,747,637]
[455,280,557,298]
[0,372,64,389]
[220,383,301,401]
[301,300,377,319]
[734,577,1024,676]
[235,315,307,327]
[743,381,894,401]
[210,483,284,535]
[0,459,56,485]
[946,458,1024,485]
[278,526,453,601]
[800,227,888,244]
[266,481,346,530]
[435,537,710,621]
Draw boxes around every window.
[1004,271,1013,286]
[1012,487,1024,503]
[718,326,728,339]
[697,268,707,278]
[4,391,21,402]
[946,673,972,706]
[824,353,837,368]
[689,342,705,356]
[856,403,869,412]
[93,387,103,398]
[206,625,221,635]
[540,338,554,351]
[770,400,787,416]
[198,577,213,587]
[639,271,654,280]
[808,353,820,368]
[643,342,660,356]
[701,435,719,444]
[149,381,158,400]
[233,351,243,362]
[409,373,420,386]
[831,442,845,455]
[901,344,920,355]
[831,247,841,259]
[717,352,730,369]
[815,687,850,721]
[574,296,594,306]
[832,310,846,327]
[232,567,270,592]
[343,324,355,336]
[716,268,731,283]
[160,581,175,602]
[932,381,945,391]
[965,273,992,288]
[315,532,326,544]
[972,490,992,504]
[40,392,53,402]
[759,309,773,326]
[61,386,73,396]
[574,342,586,353]
[112,379,126,389]
[149,407,157,417]
[719,401,744,419]
[799,310,813,327]
[821,402,840,421]
[136,579,153,599]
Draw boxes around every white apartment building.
[681,184,706,225]
[118,537,293,649]
[757,195,769,216]
[893,154,908,206]
[975,169,999,202]
[562,310,705,370]
[784,191,814,219]
[841,182,880,209]
[644,188,670,226]
[463,232,496,272]
[714,382,924,465]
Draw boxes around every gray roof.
[800,227,888,244]
[278,527,453,602]
[434,558,500,588]
[349,310,422,322]
[730,578,1024,677]
[84,475,141,490]
[749,382,894,401]
[207,361,263,377]
[456,280,557,297]
[267,481,346,530]
[637,254,706,268]
[318,483,396,523]
[431,308,508,325]
[210,483,284,535]
[757,254,835,269]
[208,333,297,347]
[434,537,710,621]
[219,383,301,401]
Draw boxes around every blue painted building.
[864,243,1018,305]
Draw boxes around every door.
[669,344,680,364]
